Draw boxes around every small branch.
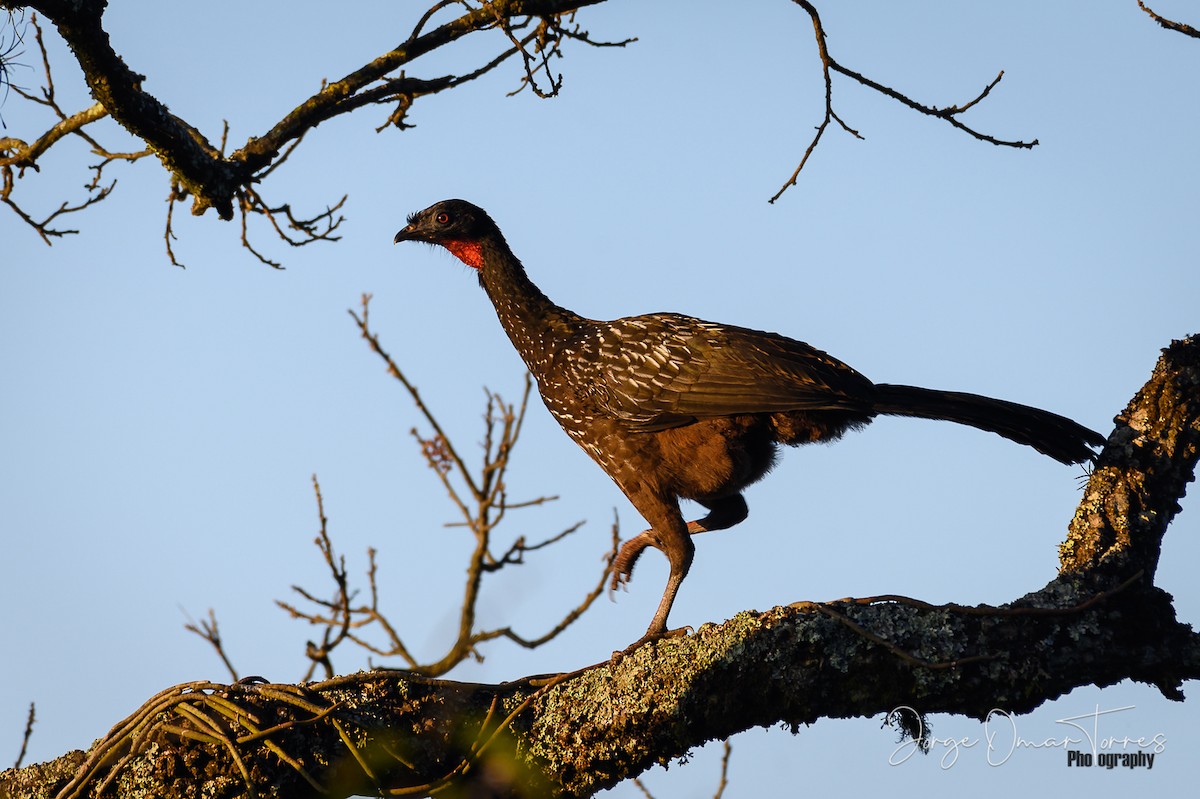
[771,0,1035,203]
[351,294,480,501]
[296,475,355,680]
[1138,0,1200,38]
[183,609,241,683]
[477,518,619,650]
[236,185,346,269]
[829,61,1034,149]
[230,0,611,188]
[1,165,114,243]
[12,703,34,769]
[0,101,106,167]
[713,740,732,799]
[283,317,602,675]
[163,179,186,268]
[0,14,142,243]
[483,518,583,571]
[494,12,562,98]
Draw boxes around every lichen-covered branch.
[2,583,1196,798]
[4,336,1198,799]
[0,0,617,266]
[1061,336,1200,579]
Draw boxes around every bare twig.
[236,185,346,270]
[1,164,114,243]
[0,101,105,166]
[713,740,732,799]
[183,608,241,683]
[278,297,608,676]
[163,179,187,267]
[631,739,733,799]
[12,702,34,769]
[1138,0,1200,38]
[288,476,357,681]
[0,10,26,105]
[0,14,146,243]
[484,518,583,571]
[493,12,562,98]
[478,518,619,651]
[771,0,1036,202]
[353,295,479,500]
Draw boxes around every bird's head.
[393,199,500,269]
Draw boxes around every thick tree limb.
[1061,335,1200,579]
[3,337,1197,798]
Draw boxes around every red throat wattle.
[441,240,485,269]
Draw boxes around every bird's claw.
[609,531,656,595]
[613,625,692,661]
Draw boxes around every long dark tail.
[874,384,1105,465]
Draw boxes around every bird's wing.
[562,314,875,431]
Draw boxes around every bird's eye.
[435,212,451,225]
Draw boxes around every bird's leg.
[639,519,694,642]
[611,494,748,591]
[607,490,698,642]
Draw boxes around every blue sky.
[2,1,1197,796]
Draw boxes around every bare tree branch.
[11,703,34,770]
[183,609,241,683]
[0,14,147,242]
[771,1,1037,202]
[3,0,610,221]
[269,297,614,679]
[0,1,620,265]
[0,100,104,165]
[1138,0,1200,38]
[631,739,731,799]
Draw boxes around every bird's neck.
[476,239,583,374]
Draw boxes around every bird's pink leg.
[612,494,750,646]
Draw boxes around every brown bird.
[394,199,1103,643]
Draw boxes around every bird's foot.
[611,625,691,662]
[609,531,657,594]
[610,520,713,595]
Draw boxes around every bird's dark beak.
[393,224,417,244]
